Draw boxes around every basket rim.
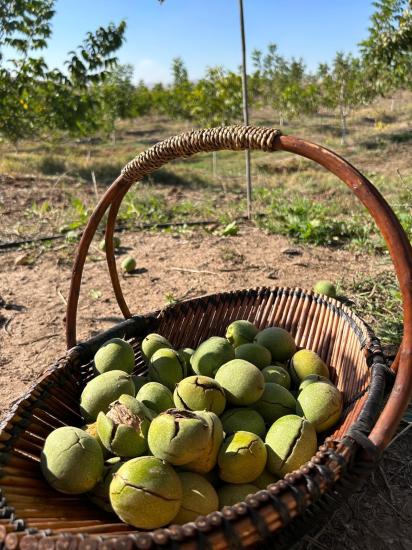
[0,285,389,550]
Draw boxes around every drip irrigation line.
[0,216,249,251]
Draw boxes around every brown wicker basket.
[1,126,411,550]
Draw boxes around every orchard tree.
[190,66,242,126]
[250,43,319,125]
[317,53,374,144]
[97,64,135,142]
[360,0,412,92]
[0,0,126,146]
[132,80,154,117]
[166,57,193,120]
[190,66,242,176]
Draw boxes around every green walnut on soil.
[110,456,183,529]
[121,256,136,273]
[313,280,337,298]
[98,235,121,251]
[41,427,104,494]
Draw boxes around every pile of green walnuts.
[41,320,343,530]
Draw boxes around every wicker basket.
[1,126,411,550]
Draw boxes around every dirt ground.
[1,224,411,549]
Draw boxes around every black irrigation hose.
[0,217,248,251]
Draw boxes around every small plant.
[341,271,402,346]
[165,293,178,305]
[221,221,239,237]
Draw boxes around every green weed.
[341,271,403,346]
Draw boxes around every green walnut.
[178,348,195,375]
[220,408,266,439]
[234,343,272,370]
[218,484,259,508]
[110,456,182,529]
[148,409,210,465]
[253,383,297,424]
[148,348,186,391]
[173,472,219,524]
[266,414,318,477]
[41,427,104,494]
[80,370,135,422]
[141,333,173,361]
[225,320,258,348]
[313,280,337,298]
[136,381,174,414]
[290,349,330,383]
[132,375,148,393]
[99,235,121,251]
[89,457,123,513]
[218,431,267,484]
[254,327,296,362]
[121,256,136,273]
[184,411,224,474]
[94,338,135,375]
[215,359,264,406]
[253,470,278,490]
[191,336,235,377]
[298,374,334,392]
[261,365,291,389]
[96,395,153,458]
[297,382,343,432]
[173,375,226,416]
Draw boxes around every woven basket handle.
[66,125,412,451]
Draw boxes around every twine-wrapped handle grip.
[66,125,412,452]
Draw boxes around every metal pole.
[238,0,252,219]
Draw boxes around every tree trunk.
[340,105,347,145]
[212,151,217,178]
[238,0,252,219]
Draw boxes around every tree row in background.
[1,0,411,147]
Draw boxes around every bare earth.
[1,225,410,549]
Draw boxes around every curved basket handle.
[66,125,412,451]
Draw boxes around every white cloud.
[134,58,170,85]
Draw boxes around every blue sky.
[44,0,375,83]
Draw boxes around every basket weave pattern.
[0,288,387,549]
